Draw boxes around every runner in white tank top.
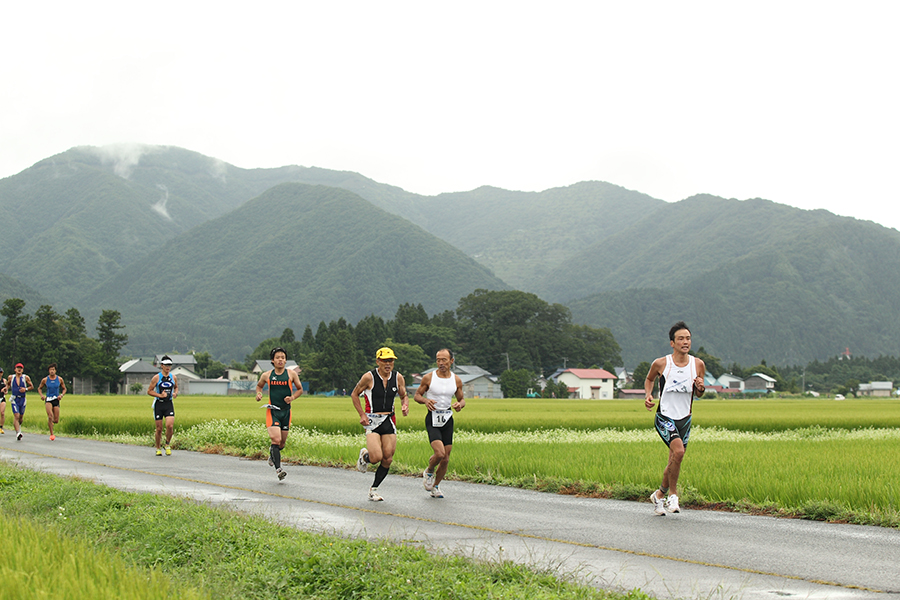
[643,322,706,516]
[414,348,466,497]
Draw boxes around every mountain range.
[2,144,899,367]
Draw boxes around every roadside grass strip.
[0,509,208,600]
[0,464,645,600]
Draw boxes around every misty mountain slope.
[83,183,508,359]
[537,195,853,302]
[390,181,666,290]
[569,218,900,366]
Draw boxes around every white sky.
[2,2,898,230]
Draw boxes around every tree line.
[0,299,127,391]
[241,289,623,395]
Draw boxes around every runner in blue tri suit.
[644,321,706,516]
[7,363,34,441]
[147,355,178,456]
[38,363,67,441]
[351,347,409,502]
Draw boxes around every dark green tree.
[193,351,228,379]
[693,346,724,379]
[95,310,128,392]
[0,298,31,366]
[499,368,538,399]
[379,338,431,377]
[300,324,317,352]
[305,329,366,393]
[632,361,652,391]
[354,314,392,359]
[456,289,583,375]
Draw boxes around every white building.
[556,368,618,399]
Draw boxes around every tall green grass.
[0,510,208,600]
[0,464,638,600]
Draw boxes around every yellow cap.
[375,347,397,360]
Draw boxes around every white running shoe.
[268,456,275,467]
[276,468,286,481]
[423,469,436,491]
[368,487,383,501]
[666,494,681,513]
[430,485,444,498]
[651,491,666,516]
[356,448,369,472]
[16,432,22,441]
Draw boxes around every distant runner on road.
[0,367,7,434]
[414,348,466,499]
[256,346,303,481]
[148,356,179,456]
[644,321,706,516]
[8,363,33,441]
[351,347,409,502]
[38,363,67,441]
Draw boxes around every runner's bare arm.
[413,373,433,409]
[350,371,373,425]
[452,375,466,411]
[644,357,666,410]
[397,374,409,416]
[255,371,271,401]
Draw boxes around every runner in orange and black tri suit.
[255,347,303,481]
[350,347,409,501]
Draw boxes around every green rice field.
[19,394,900,527]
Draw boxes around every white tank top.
[659,354,696,420]
[426,370,457,411]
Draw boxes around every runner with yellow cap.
[350,346,409,501]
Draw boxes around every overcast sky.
[3,2,898,230]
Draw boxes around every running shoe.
[650,491,666,516]
[356,448,369,472]
[165,445,172,456]
[156,448,163,456]
[0,427,4,434]
[430,485,444,498]
[666,494,681,514]
[50,435,55,441]
[368,487,383,501]
[16,432,22,441]
[268,456,275,467]
[423,469,436,491]
[277,468,286,481]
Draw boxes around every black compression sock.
[373,465,389,488]
[270,444,281,469]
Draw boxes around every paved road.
[1,433,897,600]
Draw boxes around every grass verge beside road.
[0,464,644,600]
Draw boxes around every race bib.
[365,413,390,432]
[431,409,452,428]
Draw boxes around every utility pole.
[501,352,510,371]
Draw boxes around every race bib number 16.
[431,409,452,428]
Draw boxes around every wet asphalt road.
[0,432,897,600]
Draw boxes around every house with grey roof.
[744,373,777,394]
[858,381,894,397]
